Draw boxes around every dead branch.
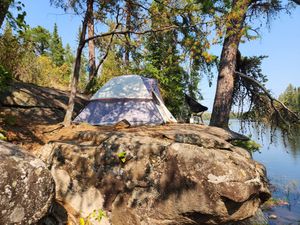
[84,24,179,44]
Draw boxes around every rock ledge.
[38,124,270,225]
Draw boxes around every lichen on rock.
[0,140,55,225]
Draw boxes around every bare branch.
[94,25,118,77]
[84,24,179,44]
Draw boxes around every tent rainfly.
[74,75,177,125]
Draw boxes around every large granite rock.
[38,124,270,225]
[0,140,55,224]
[0,81,88,124]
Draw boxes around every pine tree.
[279,84,300,113]
[50,23,65,66]
[64,44,74,66]
[142,2,187,117]
[24,26,51,55]
[209,0,298,128]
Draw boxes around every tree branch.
[94,28,117,77]
[84,9,121,93]
[292,0,300,5]
[235,71,300,121]
[84,24,179,44]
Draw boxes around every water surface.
[229,120,300,225]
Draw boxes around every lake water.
[229,120,300,225]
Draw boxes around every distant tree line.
[279,84,300,113]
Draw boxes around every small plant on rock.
[0,130,7,141]
[79,209,106,225]
[0,65,12,93]
[231,139,261,153]
[117,151,127,163]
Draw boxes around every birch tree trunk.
[63,0,92,126]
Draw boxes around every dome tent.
[74,75,177,125]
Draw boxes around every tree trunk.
[63,0,91,126]
[87,0,96,81]
[292,0,300,5]
[125,0,132,66]
[209,0,250,129]
[0,0,12,28]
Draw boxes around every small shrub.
[262,197,289,210]
[79,209,106,225]
[3,115,17,126]
[117,151,127,163]
[231,139,261,152]
[0,132,7,141]
[0,65,12,93]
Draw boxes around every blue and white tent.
[74,75,177,125]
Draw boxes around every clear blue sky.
[19,1,300,110]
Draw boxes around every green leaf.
[117,151,126,163]
[79,218,85,225]
[0,133,7,141]
[117,152,126,158]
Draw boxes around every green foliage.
[79,209,106,225]
[0,65,12,93]
[279,84,300,113]
[23,26,51,55]
[140,2,187,117]
[34,55,71,89]
[0,22,82,91]
[5,0,27,32]
[233,54,268,108]
[50,23,65,66]
[0,23,21,75]
[262,197,289,210]
[86,48,127,94]
[3,115,17,126]
[231,139,261,152]
[117,151,127,163]
[64,43,75,65]
[0,130,7,141]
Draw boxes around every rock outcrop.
[0,81,88,124]
[38,124,271,225]
[0,140,55,224]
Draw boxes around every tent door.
[152,92,177,123]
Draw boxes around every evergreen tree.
[64,43,74,66]
[24,26,51,55]
[143,2,187,117]
[279,84,300,113]
[0,23,20,75]
[50,23,65,66]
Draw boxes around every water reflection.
[229,120,300,225]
